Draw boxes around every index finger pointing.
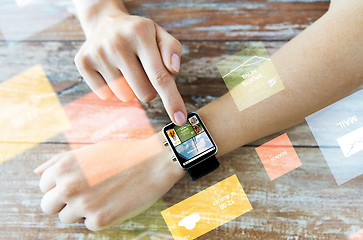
[136,42,187,126]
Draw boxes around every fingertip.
[39,179,48,193]
[39,169,56,193]
[95,91,114,100]
[173,111,187,126]
[33,167,42,176]
[91,84,114,100]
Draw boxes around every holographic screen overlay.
[349,229,363,240]
[85,198,173,239]
[161,175,252,240]
[64,91,162,187]
[255,133,302,181]
[0,0,74,42]
[0,65,70,164]
[305,89,363,185]
[71,135,164,187]
[216,42,285,112]
[64,92,154,143]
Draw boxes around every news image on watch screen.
[166,115,214,164]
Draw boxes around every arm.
[201,0,363,156]
[72,0,188,125]
[72,0,129,37]
[35,1,363,231]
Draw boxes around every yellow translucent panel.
[161,175,253,239]
[217,42,285,111]
[0,64,70,163]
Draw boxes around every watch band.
[187,155,220,181]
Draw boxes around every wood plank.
[1,1,361,239]
[0,0,329,41]
[0,143,361,239]
[1,41,362,147]
[0,41,80,93]
[3,40,361,96]
[0,143,173,240]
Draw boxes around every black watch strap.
[187,156,219,181]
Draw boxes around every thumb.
[33,153,66,176]
[156,25,182,75]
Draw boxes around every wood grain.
[0,0,329,41]
[0,0,362,239]
[1,41,361,147]
[0,144,361,239]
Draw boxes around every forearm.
[199,6,363,156]
[162,5,363,180]
[72,0,128,37]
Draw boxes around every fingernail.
[171,54,180,73]
[174,111,186,126]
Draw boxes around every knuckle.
[80,196,96,213]
[75,52,93,69]
[58,181,75,200]
[127,17,154,40]
[39,178,49,193]
[58,211,71,224]
[105,36,125,55]
[38,179,45,192]
[132,18,150,34]
[139,91,157,103]
[74,53,80,65]
[172,38,182,51]
[56,160,69,174]
[94,212,108,229]
[40,197,48,213]
[154,69,171,87]
[85,217,98,231]
[53,157,74,177]
[94,45,105,59]
[58,214,67,224]
[40,194,54,214]
[39,169,56,192]
[85,213,107,231]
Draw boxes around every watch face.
[163,112,217,169]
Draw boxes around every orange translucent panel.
[0,64,70,163]
[71,137,164,186]
[349,229,363,240]
[64,93,154,143]
[255,133,302,181]
[64,92,160,186]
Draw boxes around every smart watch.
[162,112,219,180]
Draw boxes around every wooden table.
[1,0,362,239]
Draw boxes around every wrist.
[74,0,129,38]
[148,132,186,183]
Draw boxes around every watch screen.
[164,113,217,169]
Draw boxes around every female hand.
[74,9,187,126]
[34,135,185,231]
